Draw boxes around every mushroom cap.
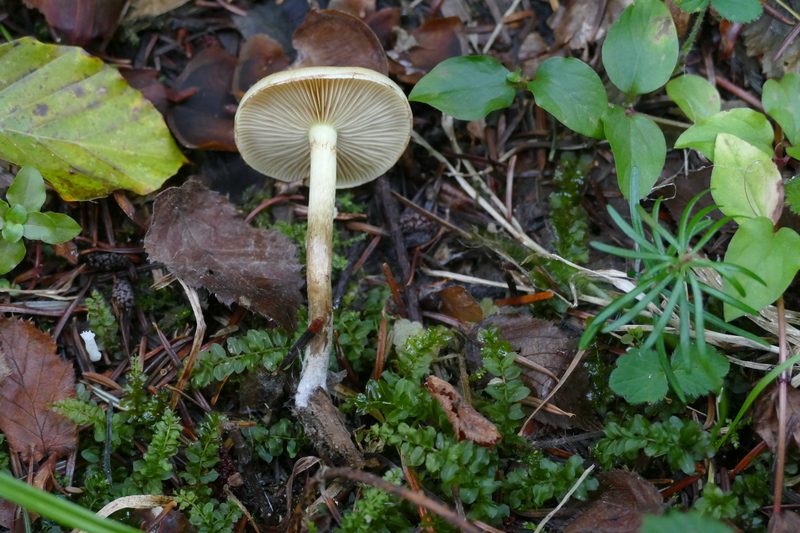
[234,66,412,188]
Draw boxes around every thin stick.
[170,280,206,410]
[533,464,596,533]
[774,295,789,514]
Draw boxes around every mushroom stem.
[295,123,338,408]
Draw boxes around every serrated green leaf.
[674,108,773,161]
[671,346,729,397]
[0,239,25,274]
[763,73,800,147]
[711,0,763,23]
[408,56,515,121]
[0,37,187,201]
[602,0,679,96]
[22,212,56,241]
[723,217,800,320]
[710,133,783,223]
[609,348,667,404]
[602,106,666,200]
[666,75,720,123]
[675,0,711,11]
[528,57,608,139]
[7,166,46,212]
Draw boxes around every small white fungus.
[80,330,102,362]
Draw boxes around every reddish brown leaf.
[167,47,238,151]
[144,181,303,332]
[421,286,483,323]
[292,9,389,75]
[365,7,401,49]
[426,375,501,448]
[389,17,465,84]
[754,383,800,453]
[232,34,290,100]
[469,314,599,431]
[121,69,173,116]
[23,0,125,47]
[565,470,663,533]
[0,318,77,463]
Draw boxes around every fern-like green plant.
[131,408,182,494]
[192,328,291,387]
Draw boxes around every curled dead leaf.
[0,318,78,463]
[421,285,483,323]
[426,375,501,448]
[23,0,125,47]
[292,9,388,75]
[144,181,303,332]
[233,34,290,100]
[754,383,800,453]
[389,17,465,84]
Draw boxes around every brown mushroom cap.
[234,66,412,188]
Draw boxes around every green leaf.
[602,0,679,96]
[39,212,81,243]
[23,212,56,241]
[602,106,666,200]
[609,348,667,404]
[0,37,186,201]
[665,75,720,123]
[672,346,729,397]
[0,239,25,274]
[642,510,734,533]
[675,0,710,11]
[7,166,46,212]
[786,175,800,215]
[711,0,763,23]
[763,73,800,147]
[2,220,23,243]
[723,217,800,321]
[710,133,783,223]
[408,56,515,121]
[5,204,26,224]
[674,108,773,161]
[787,146,800,160]
[528,57,608,139]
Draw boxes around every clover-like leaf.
[609,348,667,404]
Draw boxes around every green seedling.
[0,166,81,274]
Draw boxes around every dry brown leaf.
[421,286,483,323]
[0,346,10,383]
[426,375,501,449]
[565,470,663,533]
[0,318,77,463]
[23,0,125,47]
[144,181,303,332]
[365,7,401,49]
[470,314,598,431]
[754,383,800,453]
[292,9,388,75]
[744,4,800,78]
[232,34,290,100]
[328,0,376,19]
[389,17,465,84]
[125,0,191,21]
[167,47,238,151]
[769,510,800,532]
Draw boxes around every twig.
[533,464,596,533]
[169,280,206,410]
[319,467,483,533]
[774,295,789,514]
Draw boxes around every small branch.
[774,295,789,514]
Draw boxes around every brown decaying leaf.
[23,0,125,47]
[328,0,375,19]
[167,47,238,151]
[565,470,663,533]
[754,383,800,453]
[0,346,11,383]
[426,375,501,449]
[292,9,389,75]
[421,286,483,323]
[0,318,77,463]
[470,314,598,431]
[365,7,401,49]
[769,510,800,533]
[232,34,291,100]
[144,181,303,332]
[389,17,465,84]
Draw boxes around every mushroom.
[234,67,412,408]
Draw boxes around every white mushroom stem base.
[295,124,338,408]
